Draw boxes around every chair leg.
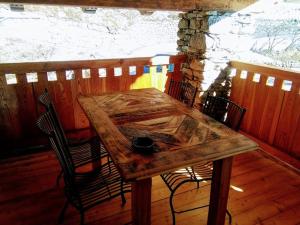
[226,209,232,224]
[169,191,176,225]
[58,200,69,224]
[80,212,85,225]
[121,192,126,206]
[56,170,63,187]
[120,180,126,206]
[107,156,111,173]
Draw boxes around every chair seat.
[66,161,131,211]
[70,136,109,168]
[160,162,213,192]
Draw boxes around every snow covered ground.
[0,4,179,63]
[207,0,300,72]
[0,1,299,73]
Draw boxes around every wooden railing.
[0,55,186,151]
[229,61,300,159]
[2,57,298,161]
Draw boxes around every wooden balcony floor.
[0,150,299,225]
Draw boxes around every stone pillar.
[177,10,232,107]
[177,10,208,107]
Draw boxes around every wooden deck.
[0,149,299,225]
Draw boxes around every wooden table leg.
[132,178,152,225]
[207,157,233,225]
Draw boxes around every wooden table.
[78,88,258,225]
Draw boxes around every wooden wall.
[229,61,300,160]
[0,55,185,153]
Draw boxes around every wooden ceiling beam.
[0,0,257,11]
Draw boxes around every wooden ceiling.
[1,0,257,11]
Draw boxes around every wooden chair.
[38,89,109,185]
[167,78,197,107]
[202,95,246,131]
[160,95,246,225]
[36,111,131,225]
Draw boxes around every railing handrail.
[0,54,185,74]
[230,60,300,82]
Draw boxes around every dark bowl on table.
[132,136,154,153]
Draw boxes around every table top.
[78,88,258,181]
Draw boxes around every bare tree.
[255,19,299,51]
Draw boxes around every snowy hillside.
[0,1,299,72]
[0,4,179,63]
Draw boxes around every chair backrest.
[202,95,246,131]
[38,88,52,109]
[168,79,197,107]
[36,111,75,183]
[38,89,69,146]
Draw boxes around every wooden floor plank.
[259,204,300,225]
[0,150,299,225]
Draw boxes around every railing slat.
[260,76,284,145]
[73,69,90,129]
[0,74,22,141]
[247,75,268,139]
[90,68,100,95]
[16,73,39,139]
[33,72,48,115]
[240,72,255,131]
[274,81,300,159]
[290,83,300,157]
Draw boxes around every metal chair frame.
[167,78,198,107]
[202,95,246,131]
[161,95,246,225]
[37,112,131,225]
[38,89,109,186]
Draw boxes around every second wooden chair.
[160,95,246,225]
[167,78,198,107]
[38,89,109,186]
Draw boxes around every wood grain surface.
[230,60,300,159]
[78,88,258,181]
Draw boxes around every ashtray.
[132,136,154,153]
